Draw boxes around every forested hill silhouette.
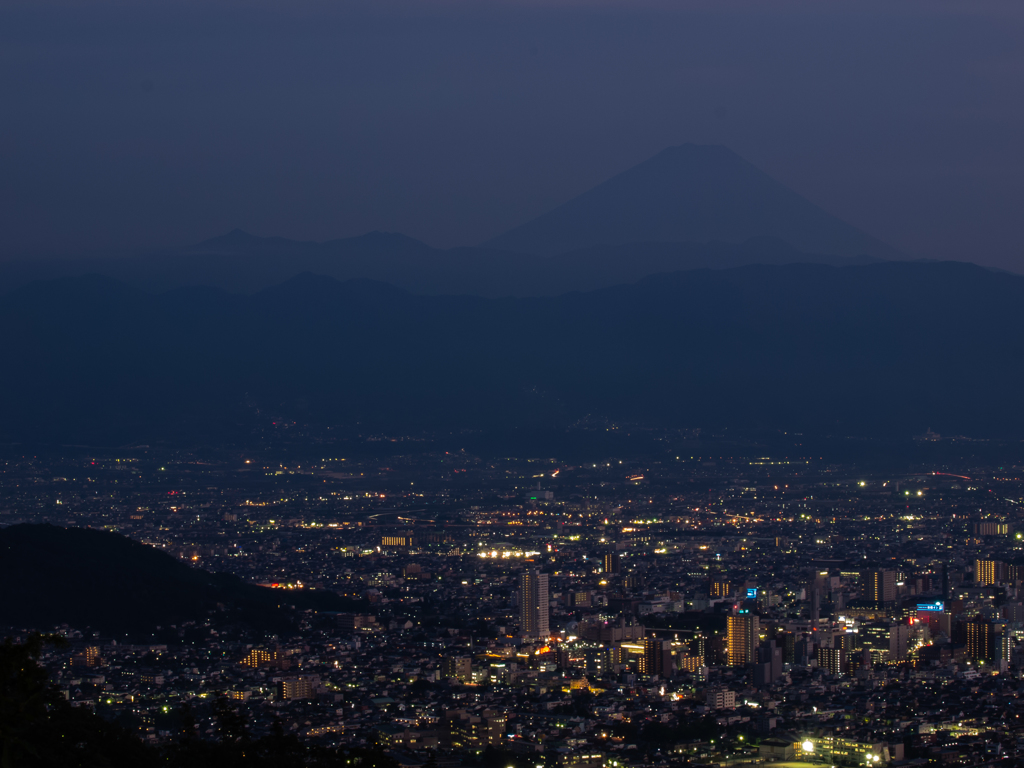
[0,525,360,636]
[484,144,899,259]
[1,260,1022,445]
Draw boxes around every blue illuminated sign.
[747,588,758,599]
[916,601,944,612]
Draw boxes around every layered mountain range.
[0,144,890,298]
[2,144,1017,444]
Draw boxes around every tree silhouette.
[0,634,404,768]
[0,633,158,767]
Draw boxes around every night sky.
[2,0,1021,270]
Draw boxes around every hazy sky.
[1,0,1022,269]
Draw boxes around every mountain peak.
[483,145,898,259]
[658,142,736,156]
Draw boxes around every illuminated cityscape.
[4,436,1024,765]
[1,2,1022,765]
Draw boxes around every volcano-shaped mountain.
[484,143,898,258]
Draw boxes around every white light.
[802,741,814,753]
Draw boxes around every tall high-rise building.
[519,569,550,639]
[710,579,732,599]
[753,640,783,687]
[603,553,621,575]
[726,613,759,667]
[861,623,909,661]
[640,637,672,677]
[860,570,896,607]
[816,647,846,676]
[975,559,1003,586]
[965,615,994,662]
[993,627,1013,668]
[835,630,855,655]
[973,522,1009,536]
[890,623,910,659]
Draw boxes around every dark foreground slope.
[1,260,1022,445]
[0,525,354,635]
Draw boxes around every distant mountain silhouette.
[1,260,1021,445]
[0,231,878,298]
[0,146,908,296]
[484,144,899,258]
[0,524,357,635]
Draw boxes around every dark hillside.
[0,260,1021,445]
[0,525,355,635]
